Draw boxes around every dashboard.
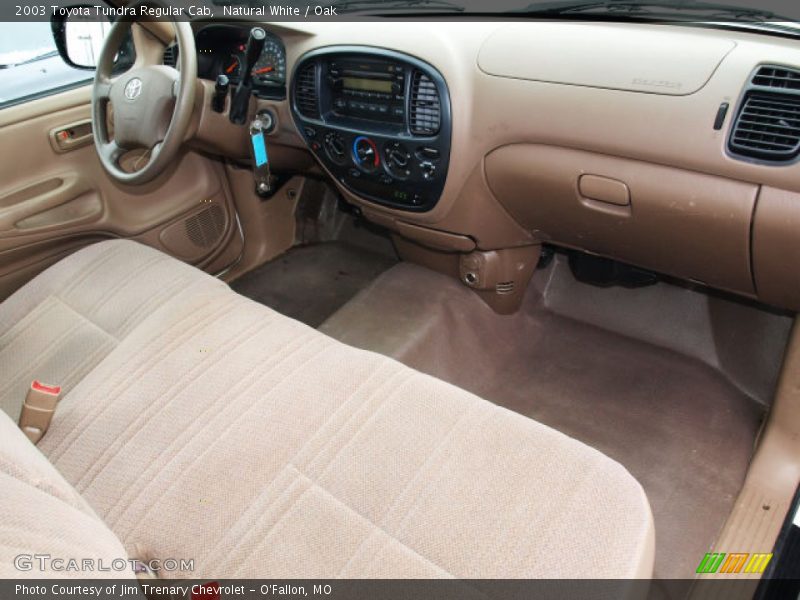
[196,24,287,100]
[186,20,800,315]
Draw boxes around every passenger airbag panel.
[478,23,735,96]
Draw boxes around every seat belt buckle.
[18,380,62,444]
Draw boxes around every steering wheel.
[92,16,196,185]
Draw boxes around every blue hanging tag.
[251,131,268,167]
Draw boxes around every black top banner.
[4,0,800,23]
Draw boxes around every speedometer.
[251,38,287,86]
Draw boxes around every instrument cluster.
[196,24,287,99]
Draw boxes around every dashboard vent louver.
[729,92,800,161]
[729,65,800,162]
[294,63,320,119]
[163,44,178,68]
[409,70,441,136]
[751,65,800,91]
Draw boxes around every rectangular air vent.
[751,65,800,91]
[729,92,800,161]
[294,63,320,119]
[163,44,178,68]
[410,70,441,136]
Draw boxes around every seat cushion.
[0,240,226,421]
[27,242,655,579]
[0,411,133,579]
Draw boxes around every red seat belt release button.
[31,380,62,395]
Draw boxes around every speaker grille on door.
[185,204,225,248]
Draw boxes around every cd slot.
[339,69,394,80]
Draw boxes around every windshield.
[209,0,800,32]
[0,22,57,67]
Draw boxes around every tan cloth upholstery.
[0,240,226,421]
[2,240,654,579]
[0,411,134,579]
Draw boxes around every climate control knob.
[384,142,412,179]
[353,136,380,172]
[419,160,437,180]
[324,131,347,165]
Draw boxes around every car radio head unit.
[327,57,407,125]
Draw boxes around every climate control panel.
[290,47,451,212]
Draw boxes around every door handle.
[49,120,93,154]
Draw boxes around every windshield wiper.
[511,0,786,22]
[0,50,58,69]
[15,50,59,66]
[328,0,465,13]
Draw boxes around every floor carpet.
[231,242,397,328]
[321,263,765,579]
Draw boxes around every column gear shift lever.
[229,27,266,125]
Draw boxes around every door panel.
[0,174,100,232]
[0,85,238,300]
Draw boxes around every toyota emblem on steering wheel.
[124,78,143,101]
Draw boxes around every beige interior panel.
[0,173,101,233]
[478,22,736,95]
[0,84,238,297]
[752,187,800,312]
[485,144,758,295]
[693,319,800,593]
[394,221,476,253]
[220,167,306,281]
[189,79,254,160]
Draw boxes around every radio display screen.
[342,77,393,94]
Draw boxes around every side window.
[0,21,108,109]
